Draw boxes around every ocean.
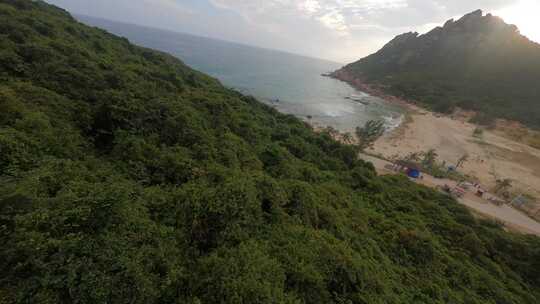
[77,16,403,133]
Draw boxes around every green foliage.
[473,127,484,138]
[355,120,385,151]
[396,150,470,182]
[1,2,540,304]
[494,178,513,195]
[421,149,438,169]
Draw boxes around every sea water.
[78,16,404,133]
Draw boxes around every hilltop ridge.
[333,9,540,128]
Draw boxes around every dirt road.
[360,154,540,236]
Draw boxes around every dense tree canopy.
[336,10,540,129]
[1,1,540,303]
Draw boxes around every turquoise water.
[79,16,403,133]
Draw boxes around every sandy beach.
[368,105,540,220]
[323,73,540,224]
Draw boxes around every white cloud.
[145,0,194,15]
[299,0,322,14]
[46,0,522,62]
[208,0,519,61]
[319,9,348,33]
[211,0,409,36]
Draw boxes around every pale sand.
[360,153,540,236]
[368,106,540,219]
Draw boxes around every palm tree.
[342,132,354,145]
[405,152,422,162]
[422,149,438,169]
[355,120,385,151]
[324,126,339,138]
[456,153,469,169]
[494,178,513,194]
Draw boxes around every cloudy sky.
[45,0,539,62]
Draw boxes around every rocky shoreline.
[329,69,415,109]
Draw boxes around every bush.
[1,2,539,303]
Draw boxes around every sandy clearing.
[328,73,540,227]
[369,108,540,209]
[359,154,540,236]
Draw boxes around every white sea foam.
[382,114,404,132]
[350,92,369,99]
[316,103,355,118]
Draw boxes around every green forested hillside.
[1,1,540,303]
[334,10,540,128]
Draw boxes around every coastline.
[329,69,540,223]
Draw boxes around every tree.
[342,132,354,145]
[404,152,422,162]
[456,153,469,169]
[494,178,513,195]
[355,120,385,151]
[473,127,484,138]
[421,149,438,169]
[323,126,340,139]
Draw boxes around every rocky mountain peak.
[335,9,540,128]
[459,9,483,21]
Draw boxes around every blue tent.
[407,168,421,178]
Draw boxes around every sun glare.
[495,0,540,43]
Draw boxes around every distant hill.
[333,10,540,128]
[1,2,540,303]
